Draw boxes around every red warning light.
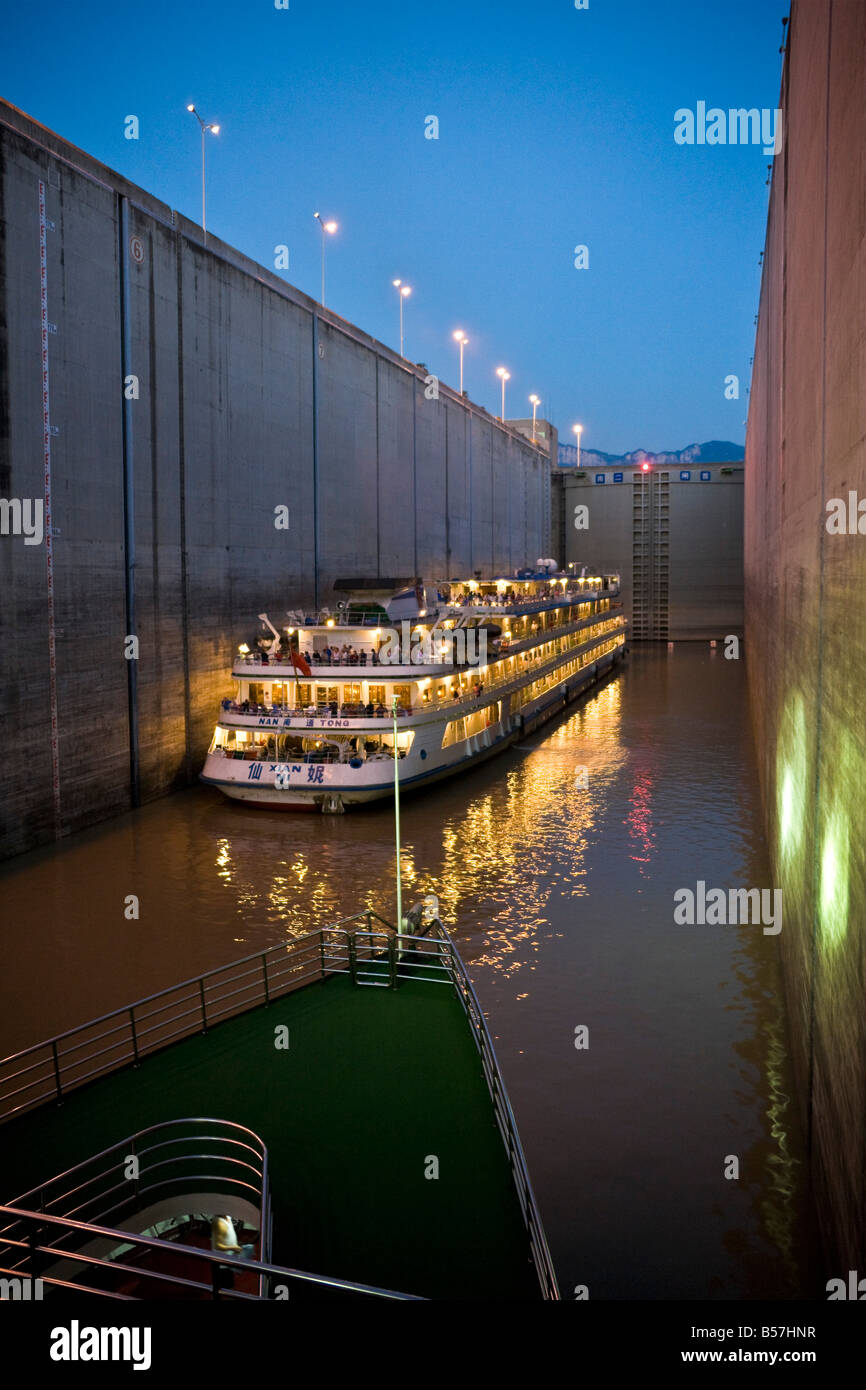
[641,462,651,472]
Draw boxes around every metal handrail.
[0,914,395,1120]
[221,622,626,729]
[0,1117,271,1273]
[0,911,559,1299]
[0,1118,272,1295]
[426,923,560,1301]
[0,1206,421,1301]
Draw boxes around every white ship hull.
[201,647,624,811]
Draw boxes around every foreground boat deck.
[0,973,541,1300]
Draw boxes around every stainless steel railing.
[0,1117,272,1297]
[0,910,559,1299]
[0,1205,420,1301]
[432,926,560,1301]
[0,913,392,1122]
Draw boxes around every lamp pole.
[392,695,403,931]
[186,105,220,241]
[314,213,338,306]
[393,280,412,356]
[529,394,540,442]
[453,330,468,393]
[573,423,583,468]
[496,367,511,421]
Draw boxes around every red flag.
[290,650,312,677]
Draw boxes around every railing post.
[27,1218,40,1281]
[261,954,270,1006]
[388,934,397,989]
[319,929,326,979]
[51,1041,63,1104]
[129,1008,139,1066]
[348,932,357,985]
[199,980,208,1033]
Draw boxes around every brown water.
[0,646,814,1298]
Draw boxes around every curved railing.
[4,1117,268,1240]
[0,1118,271,1297]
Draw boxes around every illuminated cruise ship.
[200,569,627,811]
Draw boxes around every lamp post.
[186,105,220,240]
[392,695,404,932]
[393,280,411,356]
[453,330,468,393]
[573,423,583,468]
[496,367,511,421]
[313,213,338,306]
[529,394,540,442]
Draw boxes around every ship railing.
[224,617,626,722]
[0,913,558,1299]
[0,1117,272,1298]
[0,913,418,1122]
[0,1205,420,1301]
[425,923,560,1302]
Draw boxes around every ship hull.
[201,647,625,811]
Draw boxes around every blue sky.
[1,0,784,454]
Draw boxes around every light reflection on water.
[0,647,812,1298]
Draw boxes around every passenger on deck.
[210,1215,254,1260]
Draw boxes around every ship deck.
[0,973,541,1300]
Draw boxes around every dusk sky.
[1,0,784,455]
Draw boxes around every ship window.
[248,683,265,704]
[343,683,361,704]
[296,683,311,706]
[277,733,306,759]
[368,684,386,706]
[393,684,411,709]
[316,685,338,707]
[442,718,466,748]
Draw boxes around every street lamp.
[529,393,541,442]
[393,279,412,356]
[453,330,468,393]
[572,423,583,468]
[186,105,220,240]
[313,213,338,307]
[496,366,511,421]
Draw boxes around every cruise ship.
[200,569,627,811]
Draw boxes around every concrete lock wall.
[0,101,551,859]
[746,0,866,1275]
[554,464,744,641]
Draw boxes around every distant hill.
[557,439,745,468]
